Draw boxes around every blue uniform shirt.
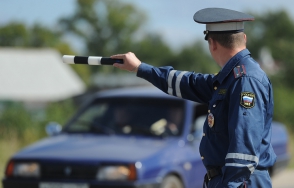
[136,49,276,187]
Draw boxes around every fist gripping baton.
[62,55,123,65]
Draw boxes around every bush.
[0,99,77,143]
[272,83,294,132]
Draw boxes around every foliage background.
[0,0,294,186]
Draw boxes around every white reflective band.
[175,71,188,98]
[88,56,102,65]
[206,22,244,32]
[226,153,259,164]
[167,70,176,95]
[62,55,75,64]
[225,163,255,174]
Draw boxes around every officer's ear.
[208,38,218,51]
[244,33,247,44]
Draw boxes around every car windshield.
[64,97,185,137]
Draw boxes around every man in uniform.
[111,8,276,188]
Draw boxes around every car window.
[64,97,185,138]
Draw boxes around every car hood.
[13,134,176,162]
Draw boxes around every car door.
[184,103,208,188]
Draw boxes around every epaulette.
[233,65,246,78]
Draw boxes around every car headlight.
[96,164,136,181]
[5,161,40,178]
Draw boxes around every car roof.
[95,86,182,100]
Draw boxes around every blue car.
[2,87,290,188]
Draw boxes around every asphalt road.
[272,169,294,188]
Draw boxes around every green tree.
[0,23,71,53]
[0,23,29,47]
[59,0,147,74]
[58,0,200,86]
[131,34,175,67]
[245,10,294,131]
[59,0,146,55]
[174,41,218,73]
[246,10,294,87]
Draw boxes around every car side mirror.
[46,122,62,136]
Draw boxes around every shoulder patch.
[240,92,255,108]
[233,65,246,78]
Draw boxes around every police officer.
[111,8,276,188]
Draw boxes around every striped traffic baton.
[62,55,123,65]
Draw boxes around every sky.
[1,0,294,51]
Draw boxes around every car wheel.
[160,175,184,188]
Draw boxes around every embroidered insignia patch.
[234,65,246,78]
[218,89,227,95]
[240,92,255,108]
[207,113,214,128]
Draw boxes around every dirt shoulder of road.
[272,169,294,188]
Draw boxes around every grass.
[0,137,21,188]
[287,130,294,168]
[0,100,77,188]
[0,128,45,188]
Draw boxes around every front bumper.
[2,178,160,188]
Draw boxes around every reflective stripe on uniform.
[175,71,188,98]
[225,153,258,174]
[167,70,176,95]
[225,163,255,173]
[226,153,259,164]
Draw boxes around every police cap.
[193,8,254,40]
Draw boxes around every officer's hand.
[111,52,141,72]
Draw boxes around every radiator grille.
[41,163,98,180]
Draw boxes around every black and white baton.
[62,55,123,65]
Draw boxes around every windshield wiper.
[90,123,115,135]
[67,120,114,135]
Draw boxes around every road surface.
[272,169,294,188]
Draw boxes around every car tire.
[160,175,184,188]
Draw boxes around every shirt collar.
[213,49,251,85]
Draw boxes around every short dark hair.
[207,32,245,49]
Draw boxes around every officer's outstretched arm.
[112,52,215,103]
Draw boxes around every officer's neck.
[216,46,246,68]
